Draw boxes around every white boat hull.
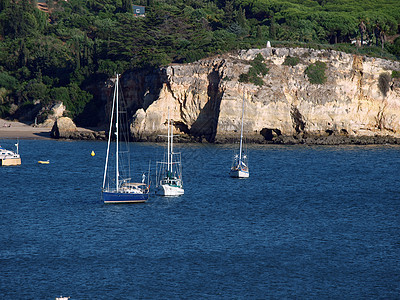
[229,169,249,178]
[157,184,184,196]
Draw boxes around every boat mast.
[170,113,174,172]
[239,91,245,162]
[115,74,119,191]
[103,75,117,189]
[167,108,170,173]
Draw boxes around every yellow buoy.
[91,151,95,156]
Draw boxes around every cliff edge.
[116,47,400,144]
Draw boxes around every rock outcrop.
[50,116,106,140]
[51,117,78,139]
[38,102,66,128]
[122,47,400,144]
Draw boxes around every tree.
[237,7,246,28]
[256,25,262,40]
[0,72,17,90]
[222,0,234,26]
[269,16,276,39]
[320,13,356,44]
[63,83,93,118]
[387,36,400,57]
[18,40,29,67]
[0,0,9,12]
[379,24,388,51]
[25,79,49,104]
[122,0,132,13]
[359,20,367,46]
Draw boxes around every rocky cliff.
[117,47,400,144]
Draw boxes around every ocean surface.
[0,139,399,299]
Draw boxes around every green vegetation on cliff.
[239,53,269,86]
[283,56,300,67]
[305,61,327,84]
[0,0,399,124]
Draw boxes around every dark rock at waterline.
[50,128,400,145]
[271,134,400,145]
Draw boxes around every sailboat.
[229,91,249,178]
[156,110,184,196]
[102,74,150,204]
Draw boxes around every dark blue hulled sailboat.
[102,74,149,203]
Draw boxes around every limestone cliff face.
[123,47,400,142]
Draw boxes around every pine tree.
[0,0,10,11]
[122,0,132,13]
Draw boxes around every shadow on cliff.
[189,68,223,142]
[76,69,166,129]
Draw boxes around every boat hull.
[1,158,21,166]
[157,184,184,196]
[102,191,149,204]
[229,169,249,178]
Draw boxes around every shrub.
[0,103,10,118]
[392,70,400,79]
[251,76,264,86]
[387,36,400,57]
[250,54,269,75]
[305,61,327,84]
[238,73,249,83]
[238,53,269,86]
[0,72,18,90]
[26,80,49,104]
[50,87,70,104]
[283,56,300,67]
[378,73,391,97]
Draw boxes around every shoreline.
[0,119,100,140]
[0,119,51,140]
[1,119,399,145]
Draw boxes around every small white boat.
[229,157,249,178]
[230,91,249,178]
[0,142,21,166]
[38,160,50,164]
[156,109,184,196]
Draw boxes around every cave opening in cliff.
[174,121,190,135]
[326,129,334,135]
[260,128,282,141]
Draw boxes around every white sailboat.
[102,74,149,204]
[156,110,184,196]
[230,91,249,178]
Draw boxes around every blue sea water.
[0,139,399,299]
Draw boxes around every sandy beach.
[0,119,51,139]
